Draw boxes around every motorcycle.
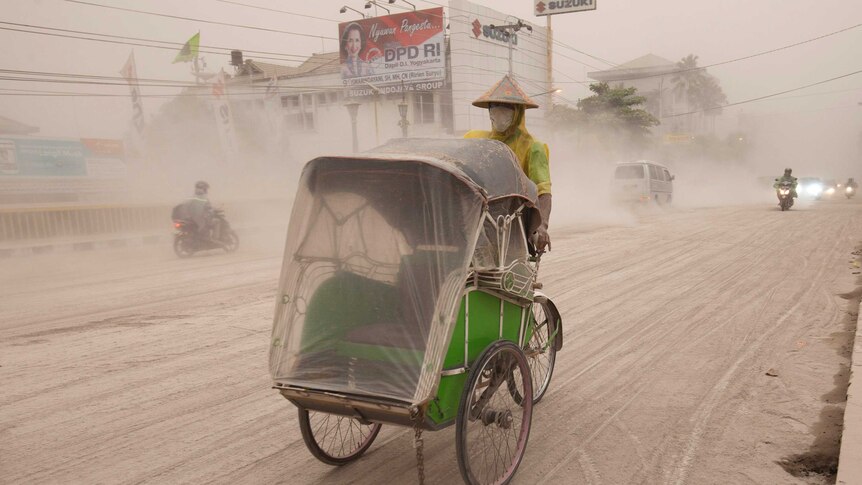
[172,208,239,258]
[777,182,794,211]
[846,186,856,199]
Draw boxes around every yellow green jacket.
[464,105,551,195]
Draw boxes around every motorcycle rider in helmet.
[464,75,552,252]
[773,168,798,201]
[186,181,215,240]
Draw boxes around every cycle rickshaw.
[269,138,563,485]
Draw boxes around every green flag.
[173,33,200,63]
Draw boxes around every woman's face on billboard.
[346,29,362,57]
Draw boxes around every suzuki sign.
[534,0,596,16]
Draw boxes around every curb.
[837,307,862,484]
[0,224,285,259]
[0,233,169,258]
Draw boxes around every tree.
[670,54,727,131]
[576,82,659,137]
[548,82,659,157]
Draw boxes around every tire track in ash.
[525,208,805,483]
[666,216,848,484]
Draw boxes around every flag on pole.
[120,51,145,158]
[211,69,238,162]
[173,32,200,63]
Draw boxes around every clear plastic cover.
[269,158,484,404]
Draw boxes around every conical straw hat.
[472,75,539,109]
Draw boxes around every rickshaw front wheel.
[522,297,558,404]
[297,408,382,466]
[456,340,533,485]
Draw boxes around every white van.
[612,160,675,204]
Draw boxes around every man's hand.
[535,193,552,252]
[535,227,551,252]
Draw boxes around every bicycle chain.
[409,405,425,485]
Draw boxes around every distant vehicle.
[797,177,824,200]
[613,160,675,204]
[821,179,837,197]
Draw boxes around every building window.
[282,94,315,131]
[413,92,435,124]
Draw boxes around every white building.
[219,0,551,164]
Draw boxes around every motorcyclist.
[773,168,798,200]
[847,177,858,189]
[464,75,552,252]
[184,181,215,240]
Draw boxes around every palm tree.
[670,54,727,132]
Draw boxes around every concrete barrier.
[837,307,862,484]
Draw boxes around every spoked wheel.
[173,235,194,258]
[522,298,557,404]
[297,408,381,466]
[222,230,239,253]
[457,340,533,485]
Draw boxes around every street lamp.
[364,1,391,14]
[345,102,360,153]
[398,87,410,137]
[530,88,562,98]
[388,0,416,10]
[339,5,367,18]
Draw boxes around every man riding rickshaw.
[465,75,553,253]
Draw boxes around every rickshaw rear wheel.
[297,408,381,466]
[521,298,558,404]
[456,340,533,485]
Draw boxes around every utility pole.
[490,20,532,77]
[545,15,554,111]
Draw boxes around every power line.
[662,68,862,118]
[0,21,314,61]
[0,25,317,66]
[211,0,339,23]
[64,0,337,41]
[560,21,862,83]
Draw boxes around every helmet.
[472,75,539,109]
[195,180,210,191]
[784,168,792,175]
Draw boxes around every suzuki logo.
[471,19,482,38]
[536,1,546,13]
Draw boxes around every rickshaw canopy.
[270,138,539,405]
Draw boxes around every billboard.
[0,137,127,178]
[534,0,597,16]
[339,8,446,97]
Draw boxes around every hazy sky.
[2,0,861,168]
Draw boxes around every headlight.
[826,187,835,195]
[848,187,855,193]
[807,185,822,195]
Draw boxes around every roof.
[588,54,678,82]
[0,115,38,135]
[233,52,341,83]
[304,138,538,205]
[364,138,539,204]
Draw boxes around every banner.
[120,51,145,136]
[264,76,287,156]
[211,69,238,162]
[338,8,446,98]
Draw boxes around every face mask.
[489,105,515,132]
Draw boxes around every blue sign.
[0,138,88,177]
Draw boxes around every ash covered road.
[1,199,860,484]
